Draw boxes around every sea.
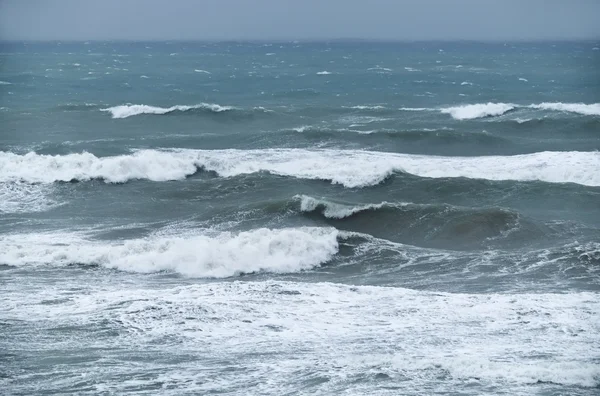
[1,41,599,395]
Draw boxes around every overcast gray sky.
[1,0,599,41]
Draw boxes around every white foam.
[194,69,211,74]
[460,81,473,86]
[529,102,600,116]
[139,75,149,79]
[0,81,12,85]
[441,103,516,120]
[346,105,387,110]
[399,107,428,111]
[100,103,234,118]
[404,67,420,72]
[316,71,332,75]
[6,280,598,392]
[2,149,598,187]
[0,182,61,213]
[0,227,339,277]
[518,77,528,82]
[297,195,395,219]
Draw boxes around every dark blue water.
[1,41,599,395]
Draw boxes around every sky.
[1,0,599,41]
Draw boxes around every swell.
[288,126,511,146]
[1,149,598,187]
[276,195,549,250]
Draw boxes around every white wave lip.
[297,194,394,219]
[529,102,600,116]
[441,102,516,120]
[2,149,599,187]
[316,71,332,75]
[0,227,339,277]
[100,103,234,118]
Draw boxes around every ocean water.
[1,41,599,395]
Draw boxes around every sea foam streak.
[100,103,234,118]
[0,227,339,277]
[2,149,599,187]
[441,103,516,120]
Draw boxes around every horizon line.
[1,37,599,43]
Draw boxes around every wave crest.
[2,149,599,187]
[529,102,600,116]
[100,103,235,119]
[441,103,516,120]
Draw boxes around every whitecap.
[2,149,598,187]
[0,227,339,277]
[100,103,234,119]
[441,103,515,120]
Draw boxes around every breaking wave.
[441,103,516,120]
[0,227,340,277]
[1,149,598,187]
[529,102,600,116]
[100,103,235,118]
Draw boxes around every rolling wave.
[100,103,236,118]
[529,102,600,116]
[441,103,516,120]
[403,102,600,120]
[1,149,598,187]
[292,195,541,249]
[0,227,339,277]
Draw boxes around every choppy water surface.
[1,41,599,395]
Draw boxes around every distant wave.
[2,149,598,187]
[345,105,388,110]
[0,81,12,85]
[316,71,332,75]
[194,69,211,74]
[529,102,600,116]
[409,102,600,120]
[0,227,339,277]
[100,103,235,119]
[441,103,516,120]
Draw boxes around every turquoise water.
[1,41,599,395]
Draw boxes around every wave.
[296,195,394,219]
[0,227,339,277]
[293,195,540,249]
[194,69,211,74]
[345,105,388,110]
[100,103,235,118]
[529,102,600,116]
[0,81,12,85]
[2,149,598,187]
[316,71,332,75]
[441,103,516,120]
